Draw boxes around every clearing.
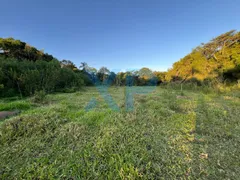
[0,87,239,179]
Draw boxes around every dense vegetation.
[0,38,91,97]
[1,30,240,98]
[166,30,240,84]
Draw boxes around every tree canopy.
[0,37,54,61]
[1,30,240,97]
[165,30,240,83]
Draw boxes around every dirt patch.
[176,95,191,100]
[0,110,20,120]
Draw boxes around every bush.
[0,57,87,97]
[32,90,46,103]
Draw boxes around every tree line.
[1,30,240,97]
[0,38,91,97]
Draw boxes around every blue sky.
[0,0,239,72]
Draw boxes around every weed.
[32,90,47,103]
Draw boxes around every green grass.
[0,86,239,179]
[0,100,32,111]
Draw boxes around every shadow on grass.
[190,94,240,179]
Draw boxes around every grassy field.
[0,86,240,179]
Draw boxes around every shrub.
[32,90,46,103]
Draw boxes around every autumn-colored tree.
[166,30,240,83]
[0,37,54,61]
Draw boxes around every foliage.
[165,30,240,83]
[60,59,78,70]
[0,37,54,61]
[0,57,86,97]
[0,38,91,97]
[32,90,47,103]
[1,30,240,97]
[0,100,31,111]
